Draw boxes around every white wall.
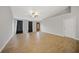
[41,13,76,38]
[76,17,79,39]
[23,20,28,33]
[33,21,37,32]
[71,6,79,39]
[41,13,69,35]
[63,17,76,38]
[12,19,17,35]
[0,7,13,51]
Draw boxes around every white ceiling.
[11,6,68,21]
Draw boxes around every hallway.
[2,32,78,53]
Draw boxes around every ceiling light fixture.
[30,9,40,21]
[30,9,40,17]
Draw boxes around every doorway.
[28,21,33,32]
[36,22,40,31]
[16,20,23,34]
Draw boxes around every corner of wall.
[0,33,14,52]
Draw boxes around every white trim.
[64,36,79,40]
[42,31,64,37]
[0,34,14,52]
[43,32,79,40]
[55,34,79,40]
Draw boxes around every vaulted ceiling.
[11,6,69,21]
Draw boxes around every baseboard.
[0,34,14,52]
[43,32,64,37]
[43,32,79,40]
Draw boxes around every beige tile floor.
[2,32,79,53]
